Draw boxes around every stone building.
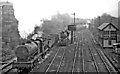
[0,1,20,50]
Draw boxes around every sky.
[1,0,119,38]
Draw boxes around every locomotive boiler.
[14,39,42,62]
[12,38,50,70]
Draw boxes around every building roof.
[98,23,119,31]
[98,23,109,30]
[0,1,13,6]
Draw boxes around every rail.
[0,58,17,73]
[87,31,118,73]
[90,35,118,72]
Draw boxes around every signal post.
[68,13,76,44]
[68,25,76,44]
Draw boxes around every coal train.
[57,30,70,46]
[49,30,70,46]
[12,30,70,72]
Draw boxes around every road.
[30,29,117,73]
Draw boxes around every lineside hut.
[98,23,119,48]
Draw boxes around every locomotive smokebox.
[15,42,39,62]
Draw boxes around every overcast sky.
[1,0,119,38]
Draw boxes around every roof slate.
[98,23,119,31]
[98,23,109,30]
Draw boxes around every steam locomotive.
[12,30,69,71]
[12,37,53,71]
[58,30,70,46]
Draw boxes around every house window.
[108,40,112,45]
[104,31,109,34]
[111,31,116,34]
[104,31,109,39]
[110,31,117,40]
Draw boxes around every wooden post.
[73,13,75,41]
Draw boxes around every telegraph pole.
[73,13,75,25]
[98,16,100,26]
[98,16,100,42]
[73,13,75,41]
[110,17,112,23]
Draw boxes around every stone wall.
[118,1,120,42]
[0,2,20,50]
[0,6,2,50]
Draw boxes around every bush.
[1,48,15,61]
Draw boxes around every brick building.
[98,23,119,48]
[0,1,20,50]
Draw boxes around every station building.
[98,23,119,48]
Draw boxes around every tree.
[41,13,72,35]
[90,13,118,40]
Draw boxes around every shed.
[98,23,119,48]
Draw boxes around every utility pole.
[98,16,100,26]
[110,17,112,23]
[73,13,75,26]
[98,16,100,42]
[73,13,75,41]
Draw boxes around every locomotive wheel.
[33,56,42,67]
[33,60,38,67]
[16,67,24,73]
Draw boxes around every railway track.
[29,39,74,73]
[1,46,57,74]
[44,41,77,73]
[79,31,98,72]
[91,38,116,73]
[3,29,118,73]
[71,31,86,73]
[33,29,118,73]
[71,40,79,73]
[81,36,85,72]
[0,58,17,74]
[89,29,120,72]
[31,38,76,73]
[56,43,77,72]
[72,31,85,73]
[83,39,97,72]
[87,41,104,73]
[45,47,65,73]
[85,30,117,73]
